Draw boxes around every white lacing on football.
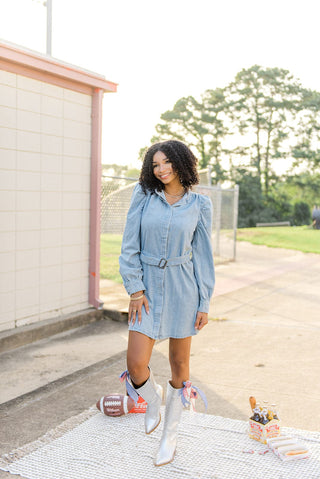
[104,401,121,407]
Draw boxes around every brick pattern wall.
[0,69,92,332]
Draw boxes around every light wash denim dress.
[119,183,215,340]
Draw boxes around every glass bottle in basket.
[250,403,262,422]
[260,403,270,425]
[271,403,279,420]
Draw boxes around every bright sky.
[1,0,320,168]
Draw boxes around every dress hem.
[128,328,199,340]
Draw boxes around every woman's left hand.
[195,311,208,330]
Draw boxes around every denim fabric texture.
[119,183,215,339]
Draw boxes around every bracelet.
[130,293,144,301]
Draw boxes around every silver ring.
[132,310,137,313]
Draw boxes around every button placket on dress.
[152,198,173,337]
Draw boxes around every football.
[96,394,135,417]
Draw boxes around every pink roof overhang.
[0,41,117,94]
[0,41,117,311]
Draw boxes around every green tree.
[291,89,320,173]
[102,163,127,177]
[232,168,294,227]
[231,168,264,227]
[264,187,292,222]
[150,90,229,181]
[201,88,229,182]
[152,96,210,168]
[277,172,320,207]
[138,64,320,226]
[292,202,311,226]
[125,168,140,179]
[226,65,303,195]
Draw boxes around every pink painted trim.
[0,58,92,94]
[0,41,117,93]
[89,88,104,309]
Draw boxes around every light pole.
[31,0,52,56]
[45,0,52,55]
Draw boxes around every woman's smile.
[159,172,171,180]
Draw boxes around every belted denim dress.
[119,183,215,339]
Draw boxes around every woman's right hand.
[129,291,149,326]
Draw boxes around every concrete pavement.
[0,241,320,478]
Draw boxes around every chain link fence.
[101,176,137,235]
[101,173,239,265]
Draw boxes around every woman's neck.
[163,185,186,205]
[164,185,185,197]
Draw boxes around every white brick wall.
[0,69,92,331]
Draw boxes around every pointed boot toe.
[154,441,176,466]
[154,381,183,467]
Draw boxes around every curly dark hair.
[139,140,199,194]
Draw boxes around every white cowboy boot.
[154,381,183,466]
[154,380,207,466]
[134,369,163,434]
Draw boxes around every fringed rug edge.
[0,406,98,471]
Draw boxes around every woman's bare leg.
[127,331,155,386]
[169,337,192,388]
[127,331,162,434]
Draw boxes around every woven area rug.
[1,407,320,479]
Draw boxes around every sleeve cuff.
[124,279,146,296]
[198,299,210,313]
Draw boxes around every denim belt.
[140,251,192,269]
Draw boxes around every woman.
[119,140,215,466]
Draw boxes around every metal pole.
[215,184,221,257]
[207,165,212,186]
[46,0,52,55]
[233,185,239,261]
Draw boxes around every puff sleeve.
[191,195,215,312]
[119,183,148,295]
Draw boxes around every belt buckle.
[158,258,167,269]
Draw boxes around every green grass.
[237,226,320,254]
[100,234,123,282]
[100,227,320,282]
